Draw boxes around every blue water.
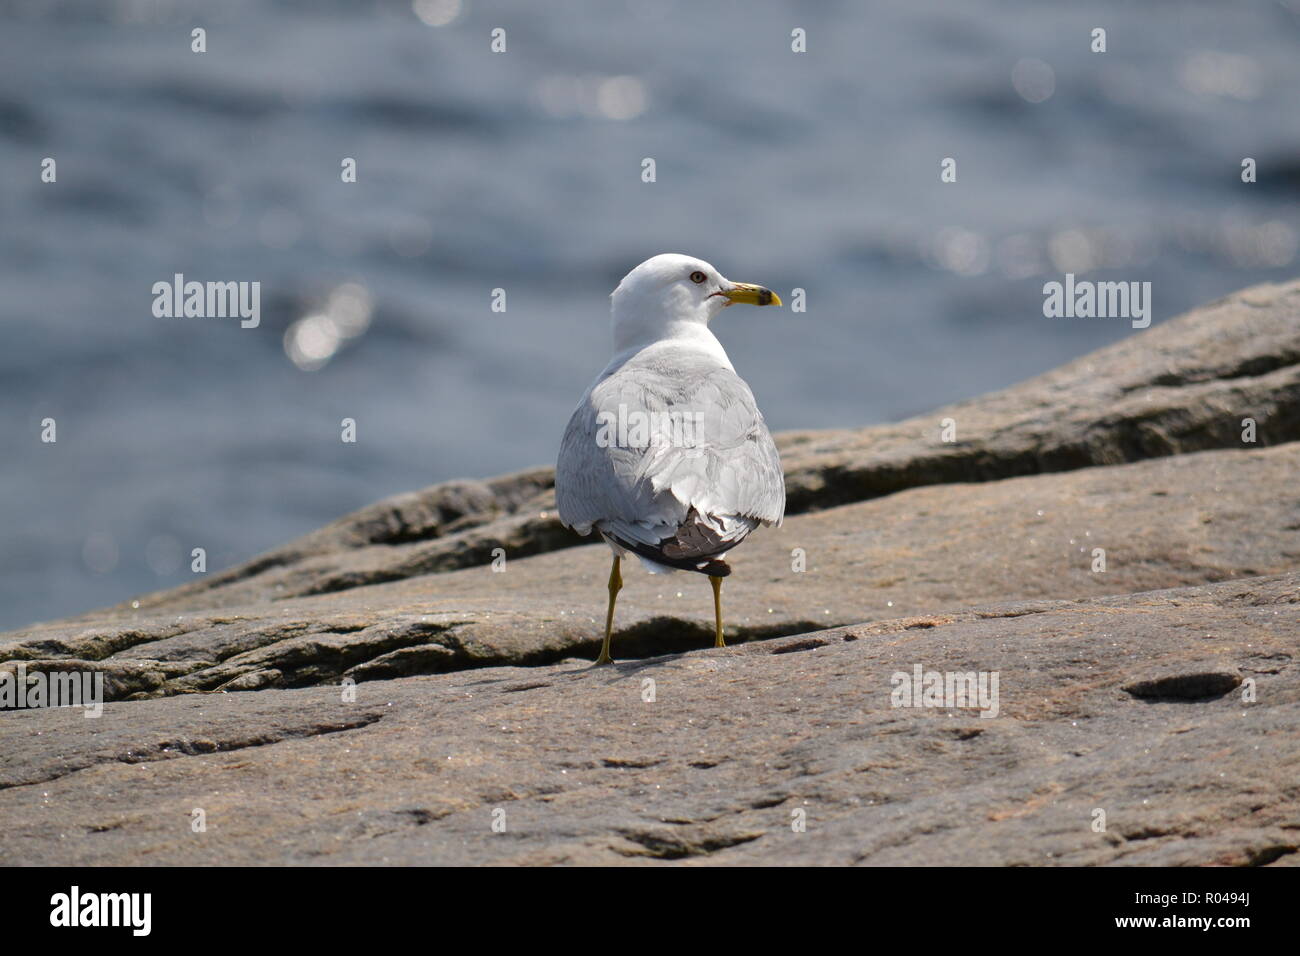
[2,0,1298,629]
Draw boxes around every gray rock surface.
[2,574,1295,865]
[1,278,1298,865]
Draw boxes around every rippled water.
[2,0,1298,628]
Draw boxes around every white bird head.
[609,253,781,353]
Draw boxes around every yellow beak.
[721,282,781,307]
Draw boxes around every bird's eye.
[689,271,707,284]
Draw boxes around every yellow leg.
[710,575,725,648]
[595,555,621,665]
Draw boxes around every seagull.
[556,253,785,664]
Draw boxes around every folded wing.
[556,347,785,570]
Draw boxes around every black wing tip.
[608,534,732,577]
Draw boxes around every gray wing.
[555,347,785,560]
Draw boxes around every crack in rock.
[0,712,386,792]
[613,827,764,859]
[1123,670,1243,701]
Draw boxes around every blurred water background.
[2,0,1299,629]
